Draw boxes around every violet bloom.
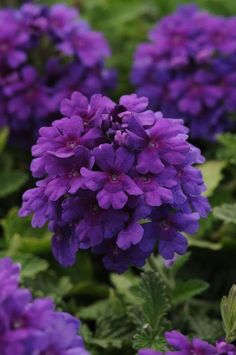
[81,144,142,209]
[0,10,28,68]
[138,330,236,354]
[0,257,89,355]
[132,5,236,140]
[0,3,115,148]
[19,92,210,272]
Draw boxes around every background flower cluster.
[0,2,115,147]
[132,4,236,140]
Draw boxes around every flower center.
[142,175,150,182]
[161,219,169,229]
[149,140,158,148]
[67,140,77,148]
[69,169,79,178]
[111,173,118,182]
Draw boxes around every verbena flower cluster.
[132,5,236,141]
[0,3,114,147]
[19,92,210,273]
[0,256,88,355]
[138,331,236,354]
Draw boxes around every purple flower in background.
[0,257,89,355]
[0,3,115,148]
[132,5,236,140]
[0,10,28,68]
[19,92,210,272]
[138,330,236,354]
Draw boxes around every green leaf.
[221,284,236,342]
[0,252,48,280]
[213,204,236,224]
[0,171,28,198]
[189,314,223,342]
[130,270,170,350]
[110,272,139,303]
[172,279,209,305]
[1,207,51,254]
[0,127,9,152]
[16,254,48,280]
[218,133,236,164]
[198,160,226,197]
[26,272,72,304]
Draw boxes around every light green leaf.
[1,208,51,254]
[213,204,236,224]
[172,279,209,305]
[198,160,226,197]
[0,252,48,280]
[221,285,236,342]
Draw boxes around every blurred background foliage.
[1,0,236,353]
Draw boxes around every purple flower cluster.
[132,5,236,141]
[19,92,210,273]
[138,331,236,355]
[0,3,115,147]
[0,256,89,355]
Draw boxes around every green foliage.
[198,160,226,197]
[218,133,236,164]
[214,204,236,224]
[221,285,236,342]
[130,270,170,351]
[1,207,51,254]
[0,171,28,199]
[172,279,209,305]
[0,128,28,200]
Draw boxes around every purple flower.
[20,92,210,272]
[0,10,28,68]
[132,5,236,140]
[58,23,110,67]
[0,3,115,148]
[138,331,236,354]
[81,144,142,209]
[0,257,89,354]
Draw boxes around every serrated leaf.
[213,204,236,224]
[221,285,236,342]
[130,270,170,350]
[198,160,226,197]
[133,331,166,352]
[172,279,209,305]
[0,171,28,198]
